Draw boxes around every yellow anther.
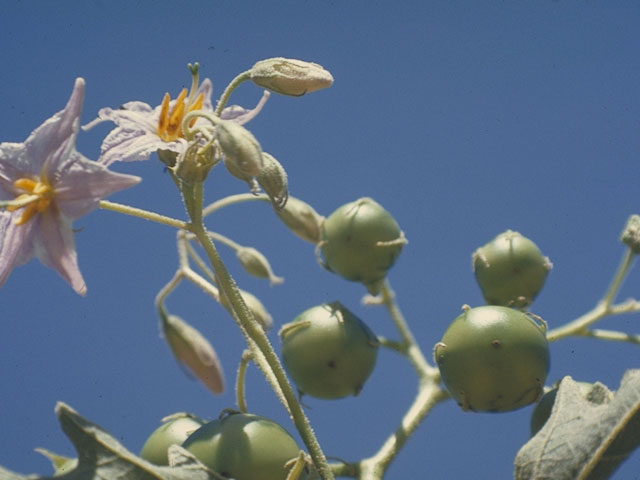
[9,177,53,225]
[14,178,37,192]
[156,68,205,143]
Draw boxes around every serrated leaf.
[0,403,222,480]
[514,369,640,480]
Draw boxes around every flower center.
[7,177,53,225]
[156,88,204,143]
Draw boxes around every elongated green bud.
[236,246,284,285]
[276,196,324,244]
[249,57,334,96]
[621,214,640,254]
[219,288,273,332]
[216,120,263,178]
[161,313,225,394]
[257,152,288,210]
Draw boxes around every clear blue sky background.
[1,1,639,478]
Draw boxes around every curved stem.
[347,382,450,480]
[236,350,252,413]
[547,247,637,342]
[203,192,270,217]
[215,70,252,117]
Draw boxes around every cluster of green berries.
[140,411,308,480]
[436,230,554,413]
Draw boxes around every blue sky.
[1,1,639,478]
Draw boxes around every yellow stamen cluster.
[156,88,204,142]
[7,177,53,225]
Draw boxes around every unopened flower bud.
[249,58,334,97]
[236,246,284,285]
[621,214,640,254]
[219,288,273,332]
[162,313,225,394]
[276,196,324,244]
[258,152,288,210]
[216,120,263,177]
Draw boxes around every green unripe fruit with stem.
[472,230,552,308]
[140,413,206,465]
[319,197,406,295]
[279,302,379,399]
[434,305,550,412]
[182,411,305,480]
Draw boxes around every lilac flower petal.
[34,210,86,296]
[53,152,141,218]
[197,79,214,111]
[0,77,141,295]
[0,213,35,287]
[221,90,270,125]
[21,79,85,174]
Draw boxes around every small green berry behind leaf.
[279,302,379,399]
[182,411,307,480]
[530,381,611,436]
[434,305,550,412]
[472,230,552,308]
[319,197,406,295]
[140,413,206,465]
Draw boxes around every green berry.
[182,412,305,480]
[472,230,552,308]
[320,197,405,294]
[434,305,550,412]
[279,302,379,399]
[140,413,206,465]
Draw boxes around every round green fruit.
[434,305,550,412]
[140,413,206,465]
[320,197,405,294]
[472,230,552,308]
[182,412,304,480]
[280,302,379,399]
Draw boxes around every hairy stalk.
[99,200,189,230]
[184,181,334,480]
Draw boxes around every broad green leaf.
[0,402,224,480]
[515,369,640,480]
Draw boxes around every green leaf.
[514,369,640,480]
[0,402,224,480]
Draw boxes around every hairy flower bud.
[276,196,324,244]
[257,152,288,210]
[216,120,263,178]
[236,246,284,285]
[219,288,273,332]
[249,58,334,97]
[621,214,640,254]
[161,313,225,394]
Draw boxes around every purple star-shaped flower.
[84,77,270,166]
[0,78,141,295]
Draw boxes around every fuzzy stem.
[99,200,189,230]
[184,182,333,480]
[215,70,252,117]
